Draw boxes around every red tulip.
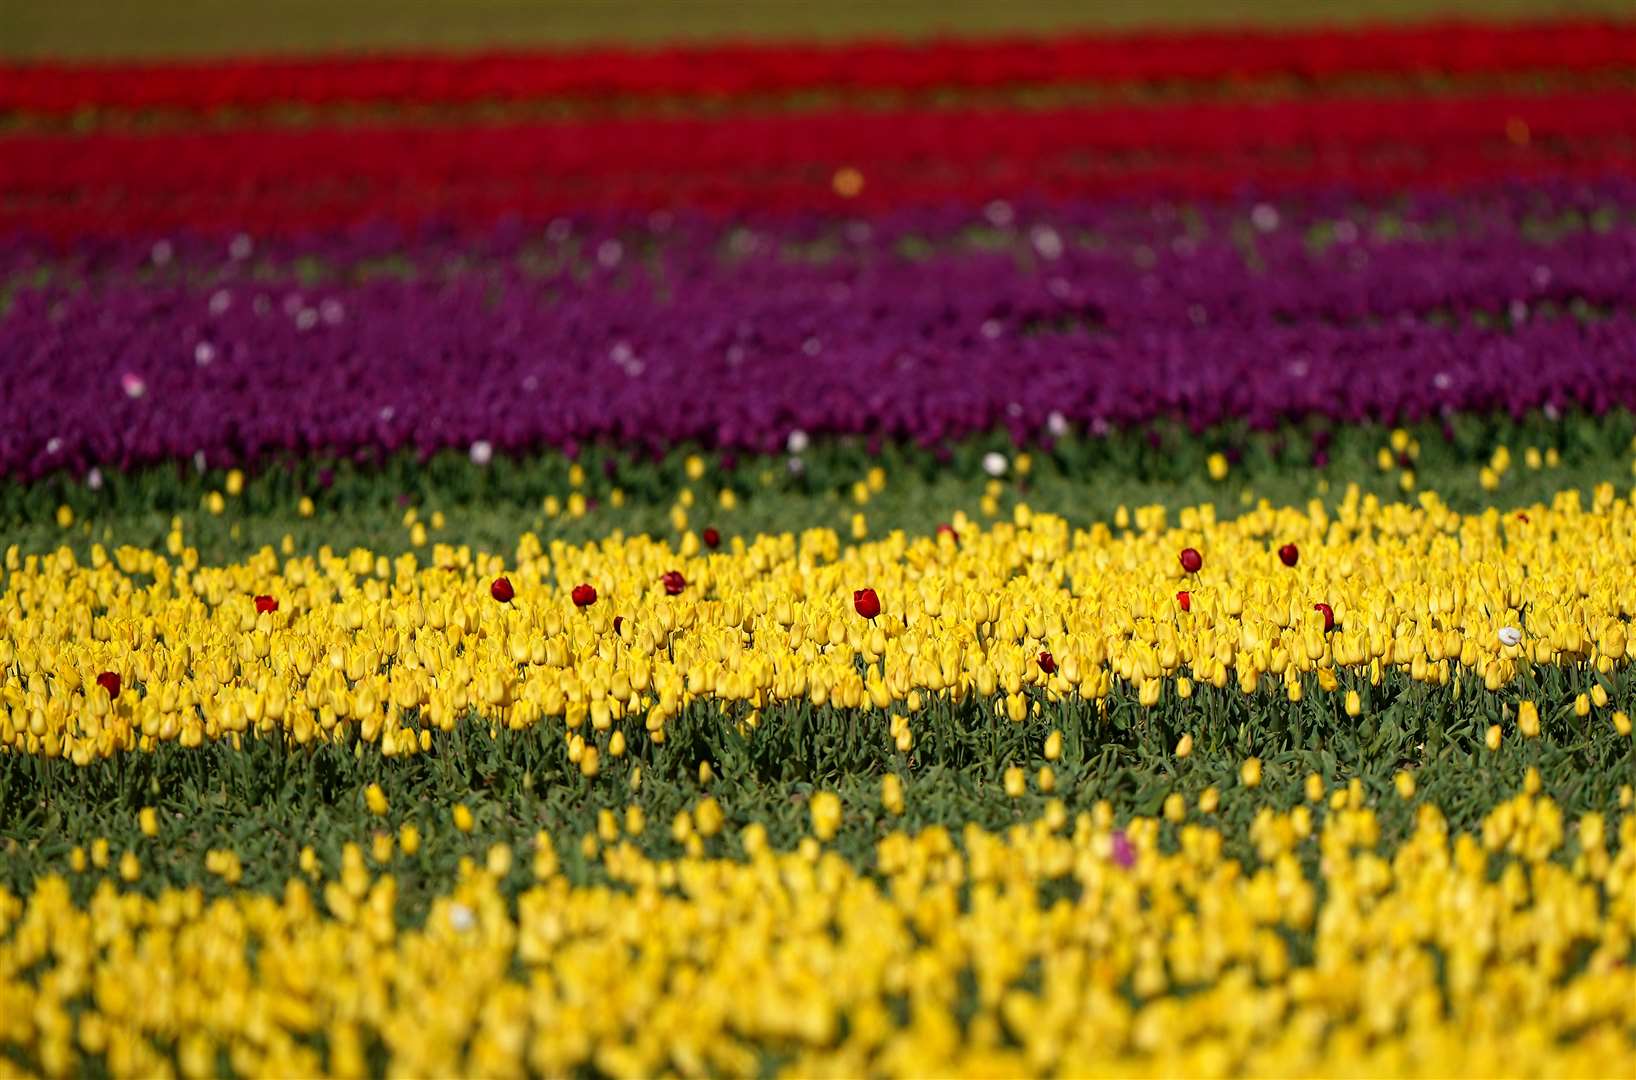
[1516,512,1530,523]
[254,594,279,614]
[853,588,881,620]
[1314,602,1335,633]
[1177,590,1191,612]
[1278,543,1299,567]
[702,527,721,549]
[661,570,686,596]
[1038,651,1056,674]
[96,671,121,698]
[489,577,514,604]
[572,584,597,608]
[1179,547,1203,574]
[613,616,624,635]
[936,523,958,542]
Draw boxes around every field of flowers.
[2,5,1636,1077]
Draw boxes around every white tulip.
[1498,626,1522,647]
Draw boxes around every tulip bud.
[1313,603,1335,633]
[809,792,842,841]
[1518,700,1541,738]
[881,774,905,816]
[1003,766,1027,798]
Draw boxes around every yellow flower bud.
[1003,766,1027,799]
[694,797,723,838]
[1044,729,1062,762]
[1520,766,1542,796]
[881,774,905,816]
[364,783,388,817]
[1175,733,1194,759]
[1240,757,1262,789]
[1518,700,1541,738]
[452,804,475,833]
[138,807,158,837]
[809,791,842,842]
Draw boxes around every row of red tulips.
[2,19,1628,116]
[4,90,1630,236]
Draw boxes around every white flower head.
[121,372,147,399]
[448,903,476,932]
[1498,626,1523,648]
[1046,411,1070,438]
[786,429,810,455]
[1030,225,1064,261]
[86,468,104,491]
[982,451,1009,478]
[469,440,494,467]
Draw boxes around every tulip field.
[3,4,1636,1077]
